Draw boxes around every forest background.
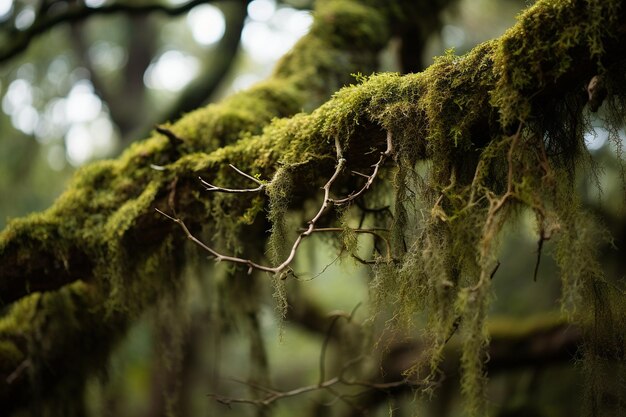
[1,0,625,416]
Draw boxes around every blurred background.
[1,0,625,416]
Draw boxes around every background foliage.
[1,1,625,416]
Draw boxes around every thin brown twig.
[472,123,523,292]
[199,164,266,193]
[158,133,394,275]
[209,377,341,407]
[155,208,276,274]
[331,131,394,206]
[6,359,31,385]
[209,317,414,410]
[209,373,415,408]
[155,125,185,146]
[156,137,345,275]
[319,304,361,384]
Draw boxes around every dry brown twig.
[199,164,266,193]
[156,132,395,276]
[208,304,412,409]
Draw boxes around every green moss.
[311,1,388,51]
[2,0,626,415]
[492,0,623,127]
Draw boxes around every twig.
[156,139,345,274]
[331,131,394,206]
[302,227,392,261]
[209,377,341,407]
[155,208,277,274]
[209,302,414,409]
[199,164,266,193]
[533,226,551,282]
[472,123,523,292]
[6,359,31,384]
[319,304,361,384]
[158,133,394,275]
[209,373,415,408]
[292,253,341,281]
[155,125,185,146]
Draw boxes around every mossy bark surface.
[1,0,626,415]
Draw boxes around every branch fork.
[157,132,395,276]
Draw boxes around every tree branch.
[1,0,417,305]
[0,1,624,413]
[0,0,227,63]
[158,133,393,275]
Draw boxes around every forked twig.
[208,303,413,409]
[199,164,266,193]
[331,131,394,206]
[155,208,276,274]
[157,133,395,275]
[302,227,392,261]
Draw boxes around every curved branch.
[1,0,413,305]
[0,0,226,63]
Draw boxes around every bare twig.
[199,164,266,193]
[6,359,31,385]
[331,131,394,206]
[302,227,392,261]
[155,125,185,146]
[472,123,523,292]
[209,377,341,407]
[209,302,414,409]
[533,225,551,282]
[155,208,276,274]
[319,304,361,383]
[209,372,415,408]
[158,133,394,275]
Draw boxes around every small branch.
[6,359,31,385]
[331,131,394,206]
[210,374,415,408]
[533,226,550,282]
[319,305,360,384]
[355,201,391,214]
[199,165,266,194]
[303,227,392,261]
[156,153,345,275]
[155,125,185,147]
[158,133,394,275]
[0,0,225,62]
[210,303,416,410]
[155,208,277,274]
[472,123,523,292]
[209,377,341,407]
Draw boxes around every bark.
[1,0,626,414]
[0,0,455,413]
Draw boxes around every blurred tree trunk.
[1,0,626,416]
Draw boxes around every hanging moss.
[1,0,626,415]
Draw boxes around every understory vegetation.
[1,0,626,416]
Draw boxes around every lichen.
[1,0,626,415]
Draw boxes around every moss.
[2,0,626,415]
[492,0,623,128]
[311,1,389,51]
[0,340,23,370]
[0,281,129,415]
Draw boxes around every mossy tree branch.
[0,0,457,413]
[1,0,626,415]
[0,0,426,306]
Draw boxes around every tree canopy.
[1,0,625,416]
